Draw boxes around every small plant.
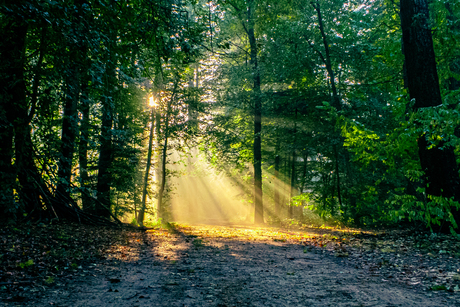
[17,259,34,269]
[45,276,55,284]
[430,284,447,291]
[144,218,164,228]
[192,238,204,248]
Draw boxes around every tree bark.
[96,92,114,217]
[312,0,341,111]
[312,0,343,211]
[400,0,460,227]
[156,103,162,219]
[157,124,169,221]
[157,82,177,221]
[1,14,42,216]
[289,111,297,219]
[246,0,264,224]
[78,78,92,211]
[56,63,79,201]
[333,145,343,211]
[138,109,156,226]
[96,55,115,217]
[0,14,28,218]
[274,137,281,218]
[57,0,88,203]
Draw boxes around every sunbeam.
[169,149,251,224]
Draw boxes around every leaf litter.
[1,222,459,306]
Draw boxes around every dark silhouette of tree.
[400,0,460,228]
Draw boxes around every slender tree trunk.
[246,0,263,224]
[312,0,344,210]
[57,0,88,204]
[155,105,162,219]
[312,0,341,111]
[56,62,79,201]
[3,17,42,215]
[79,78,92,211]
[288,158,296,219]
[15,126,43,215]
[157,82,177,221]
[157,127,169,221]
[96,94,114,217]
[138,109,156,226]
[298,151,309,219]
[283,152,290,218]
[300,152,308,195]
[96,54,115,217]
[333,145,343,211]
[0,118,14,220]
[400,0,460,227]
[0,15,28,218]
[274,137,281,218]
[289,111,297,219]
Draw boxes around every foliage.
[341,93,460,232]
[1,0,460,234]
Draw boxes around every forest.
[3,0,460,305]
[1,0,460,234]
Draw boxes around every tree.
[56,0,88,203]
[400,0,460,229]
[0,1,30,220]
[138,100,157,226]
[246,0,264,224]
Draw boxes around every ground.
[1,222,460,306]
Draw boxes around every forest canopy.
[1,0,460,234]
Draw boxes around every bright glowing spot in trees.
[149,96,157,107]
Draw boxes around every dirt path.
[4,224,459,306]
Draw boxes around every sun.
[149,96,157,107]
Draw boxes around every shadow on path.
[20,224,457,307]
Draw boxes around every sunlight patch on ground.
[173,224,358,247]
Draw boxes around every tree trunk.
[400,0,460,227]
[157,126,169,221]
[2,16,43,216]
[289,111,297,219]
[0,15,28,219]
[78,78,92,211]
[274,137,281,218]
[312,0,343,211]
[138,109,156,226]
[96,98,114,217]
[297,151,309,220]
[155,104,162,219]
[312,0,341,111]
[57,0,88,203]
[157,82,177,221]
[56,63,79,201]
[333,145,343,211]
[246,0,263,224]
[96,56,115,217]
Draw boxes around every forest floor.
[1,222,460,306]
